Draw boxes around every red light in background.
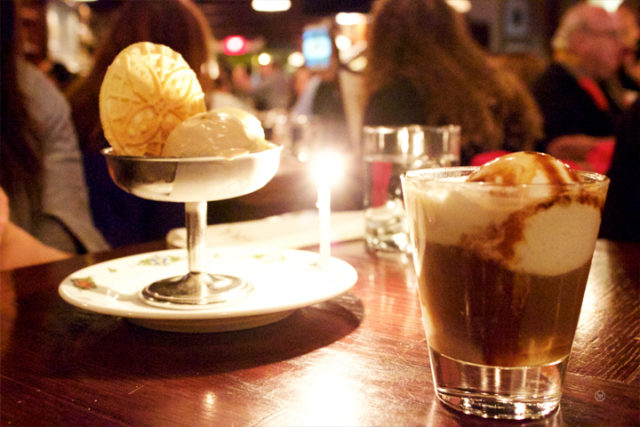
[224,36,247,55]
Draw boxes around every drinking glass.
[402,167,609,419]
[362,125,460,253]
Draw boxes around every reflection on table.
[1,238,638,425]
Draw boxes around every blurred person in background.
[290,66,321,117]
[206,55,256,112]
[231,64,253,100]
[532,3,624,167]
[242,58,291,111]
[1,0,107,266]
[40,60,77,91]
[613,4,640,101]
[363,0,543,165]
[309,23,350,155]
[600,96,640,241]
[490,52,548,91]
[291,21,349,147]
[1,188,70,271]
[65,0,213,247]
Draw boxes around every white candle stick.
[317,181,331,269]
[311,150,344,270]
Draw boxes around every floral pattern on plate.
[58,248,357,332]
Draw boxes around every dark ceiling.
[87,0,372,51]
[195,0,373,49]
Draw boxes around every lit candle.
[311,151,344,269]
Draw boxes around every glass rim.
[362,124,461,134]
[402,166,609,188]
[100,144,282,163]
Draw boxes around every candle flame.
[311,151,345,186]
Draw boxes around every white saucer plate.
[59,248,357,333]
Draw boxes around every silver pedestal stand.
[102,146,281,308]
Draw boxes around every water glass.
[362,125,460,253]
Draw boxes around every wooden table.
[1,239,638,426]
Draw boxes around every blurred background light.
[252,0,291,12]
[588,0,623,12]
[223,35,247,56]
[288,51,305,68]
[335,12,367,27]
[446,0,472,13]
[257,52,272,66]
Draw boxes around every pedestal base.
[141,272,253,308]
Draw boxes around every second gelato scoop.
[467,151,581,184]
[162,107,271,158]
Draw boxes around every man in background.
[532,3,623,165]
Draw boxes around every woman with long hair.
[1,0,107,264]
[363,0,543,164]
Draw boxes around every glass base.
[365,234,409,253]
[365,226,410,253]
[429,347,566,420]
[141,272,253,309]
[365,208,410,253]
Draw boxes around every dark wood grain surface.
[1,239,638,426]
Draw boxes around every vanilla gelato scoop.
[467,151,581,184]
[162,107,272,158]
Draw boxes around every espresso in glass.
[420,241,590,367]
[402,163,609,420]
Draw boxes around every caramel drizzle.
[461,192,605,265]
[467,151,580,186]
[534,151,580,184]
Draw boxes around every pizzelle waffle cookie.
[99,42,206,156]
